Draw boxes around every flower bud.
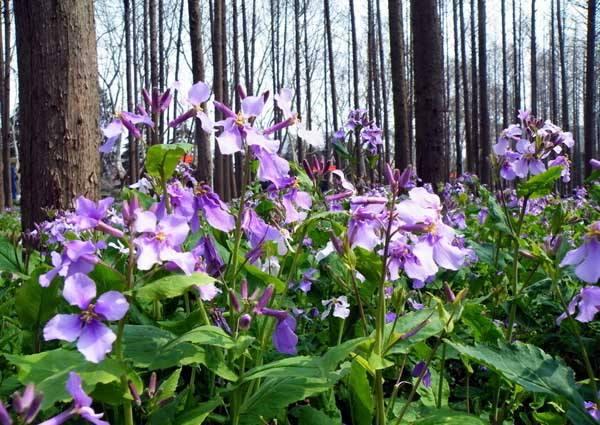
[255,285,274,312]
[236,84,247,100]
[229,290,241,312]
[240,279,249,300]
[238,314,252,330]
[302,159,315,180]
[443,283,456,303]
[147,372,157,398]
[128,381,142,406]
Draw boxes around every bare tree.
[531,0,537,115]
[584,0,596,176]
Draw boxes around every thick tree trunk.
[478,0,490,184]
[2,0,9,208]
[584,0,596,176]
[0,0,5,209]
[211,0,225,196]
[411,0,446,184]
[14,0,100,230]
[376,0,389,167]
[389,0,410,170]
[550,0,557,122]
[294,0,303,162]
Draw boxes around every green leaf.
[446,341,596,425]
[517,166,563,198]
[175,398,222,425]
[348,360,373,425]
[135,272,215,302]
[461,303,503,343]
[4,349,124,409]
[15,268,61,331]
[413,409,488,424]
[122,325,175,367]
[384,308,444,355]
[157,368,181,403]
[243,263,286,293]
[146,143,194,181]
[291,405,341,425]
[0,236,24,275]
[165,325,237,349]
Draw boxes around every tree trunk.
[303,0,312,128]
[478,0,490,184]
[149,0,159,145]
[501,0,508,128]
[0,0,5,209]
[411,0,446,184]
[188,0,212,184]
[211,0,225,196]
[14,0,100,231]
[556,0,569,130]
[458,0,472,174]
[470,0,479,174]
[158,0,165,140]
[2,0,9,208]
[512,0,520,120]
[453,0,461,174]
[324,0,339,157]
[124,0,137,184]
[584,0,596,176]
[550,0,557,122]
[389,0,410,170]
[376,0,389,167]
[531,0,537,115]
[294,0,303,162]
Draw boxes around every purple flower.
[194,282,222,301]
[385,312,397,323]
[360,124,383,154]
[166,182,195,221]
[43,273,128,363]
[100,111,154,153]
[548,155,571,182]
[557,286,600,324]
[513,139,546,178]
[585,401,600,421]
[348,206,383,250]
[273,178,312,223]
[39,240,102,287]
[133,211,195,275]
[387,237,437,282]
[321,296,350,319]
[11,384,43,424]
[242,208,287,255]
[477,208,489,224]
[260,308,298,355]
[407,298,424,311]
[345,108,369,130]
[297,268,318,293]
[71,196,114,231]
[560,222,600,283]
[39,372,109,425]
[193,185,235,232]
[169,81,215,133]
[251,145,291,188]
[590,158,600,170]
[0,401,10,425]
[273,88,295,119]
[411,361,431,388]
[193,237,225,277]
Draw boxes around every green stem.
[436,343,446,409]
[386,354,408,417]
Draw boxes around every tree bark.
[324,0,339,156]
[0,0,5,209]
[453,0,461,174]
[550,0,557,122]
[14,0,100,230]
[189,0,212,184]
[389,0,410,170]
[411,0,446,184]
[584,0,596,176]
[470,0,479,174]
[556,0,569,130]
[294,0,303,162]
[531,0,537,115]
[2,0,9,208]
[501,0,508,129]
[512,0,520,120]
[459,0,472,173]
[149,0,159,144]
[125,0,137,184]
[478,0,490,184]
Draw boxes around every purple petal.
[272,315,298,355]
[94,291,129,321]
[43,314,83,342]
[38,410,73,425]
[574,239,600,284]
[77,320,117,363]
[134,210,157,234]
[241,95,265,117]
[574,286,600,322]
[432,238,466,270]
[79,407,109,425]
[63,273,96,309]
[187,81,211,105]
[134,237,160,271]
[215,127,244,155]
[66,372,92,407]
[159,215,190,246]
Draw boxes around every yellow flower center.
[155,232,167,242]
[235,112,246,126]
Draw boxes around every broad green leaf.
[416,367,449,408]
[461,303,503,343]
[4,349,124,409]
[0,236,24,275]
[447,341,596,425]
[122,325,175,367]
[348,360,373,425]
[146,143,194,181]
[413,409,488,424]
[135,272,215,302]
[291,405,341,425]
[165,325,236,349]
[517,166,563,198]
[243,263,286,293]
[175,398,222,425]
[15,269,61,331]
[89,263,126,293]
